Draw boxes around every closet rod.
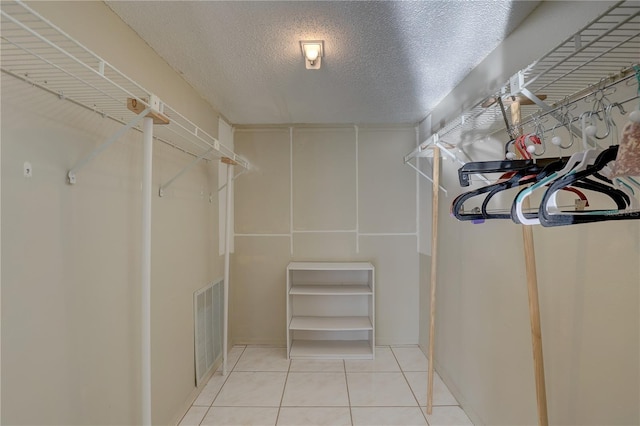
[1,68,218,162]
[509,66,638,133]
[529,94,639,138]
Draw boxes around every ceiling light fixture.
[300,40,324,70]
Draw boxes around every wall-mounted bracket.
[518,87,590,144]
[67,107,151,184]
[158,145,216,197]
[405,159,448,196]
[127,96,170,125]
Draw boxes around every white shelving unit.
[286,262,375,360]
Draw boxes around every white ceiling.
[106,1,540,125]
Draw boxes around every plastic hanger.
[538,146,640,226]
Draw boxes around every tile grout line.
[274,353,292,426]
[390,346,431,425]
[196,345,246,426]
[343,359,354,426]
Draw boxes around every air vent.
[194,280,223,386]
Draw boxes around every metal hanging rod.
[416,1,639,150]
[510,65,639,134]
[0,0,250,177]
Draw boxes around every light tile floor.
[179,345,473,426]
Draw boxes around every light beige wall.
[232,125,419,346]
[420,92,640,425]
[2,2,223,425]
[417,1,637,424]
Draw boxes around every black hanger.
[538,145,639,226]
[452,162,550,221]
[481,159,566,220]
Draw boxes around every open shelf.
[286,262,375,359]
[288,262,375,271]
[290,340,373,359]
[289,285,372,296]
[289,316,373,331]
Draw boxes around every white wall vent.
[194,280,224,386]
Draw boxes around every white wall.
[232,125,420,346]
[2,2,224,424]
[427,134,639,425]
[417,1,638,424]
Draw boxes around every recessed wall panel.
[231,236,291,345]
[358,235,419,345]
[292,232,357,260]
[292,128,356,231]
[358,127,416,233]
[235,129,290,234]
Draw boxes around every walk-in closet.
[1,1,638,426]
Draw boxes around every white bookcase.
[286,262,375,359]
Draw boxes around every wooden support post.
[427,146,440,414]
[127,98,170,125]
[522,210,548,426]
[221,156,239,166]
[512,100,549,426]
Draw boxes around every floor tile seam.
[234,369,291,372]
[274,355,292,426]
[420,403,462,407]
[210,404,284,407]
[197,406,214,426]
[349,404,425,408]
[343,359,355,426]
[207,370,234,406]
[175,404,209,426]
[280,404,351,408]
[204,346,247,411]
[206,356,243,407]
[390,345,430,425]
[179,353,242,425]
[226,345,247,372]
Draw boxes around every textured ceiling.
[106,1,540,125]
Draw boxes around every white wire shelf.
[409,0,640,160]
[0,0,249,169]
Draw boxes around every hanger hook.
[551,103,577,149]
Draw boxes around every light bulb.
[305,47,319,62]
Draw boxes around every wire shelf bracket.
[67,107,151,184]
[1,0,250,187]
[159,146,216,197]
[406,0,639,163]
